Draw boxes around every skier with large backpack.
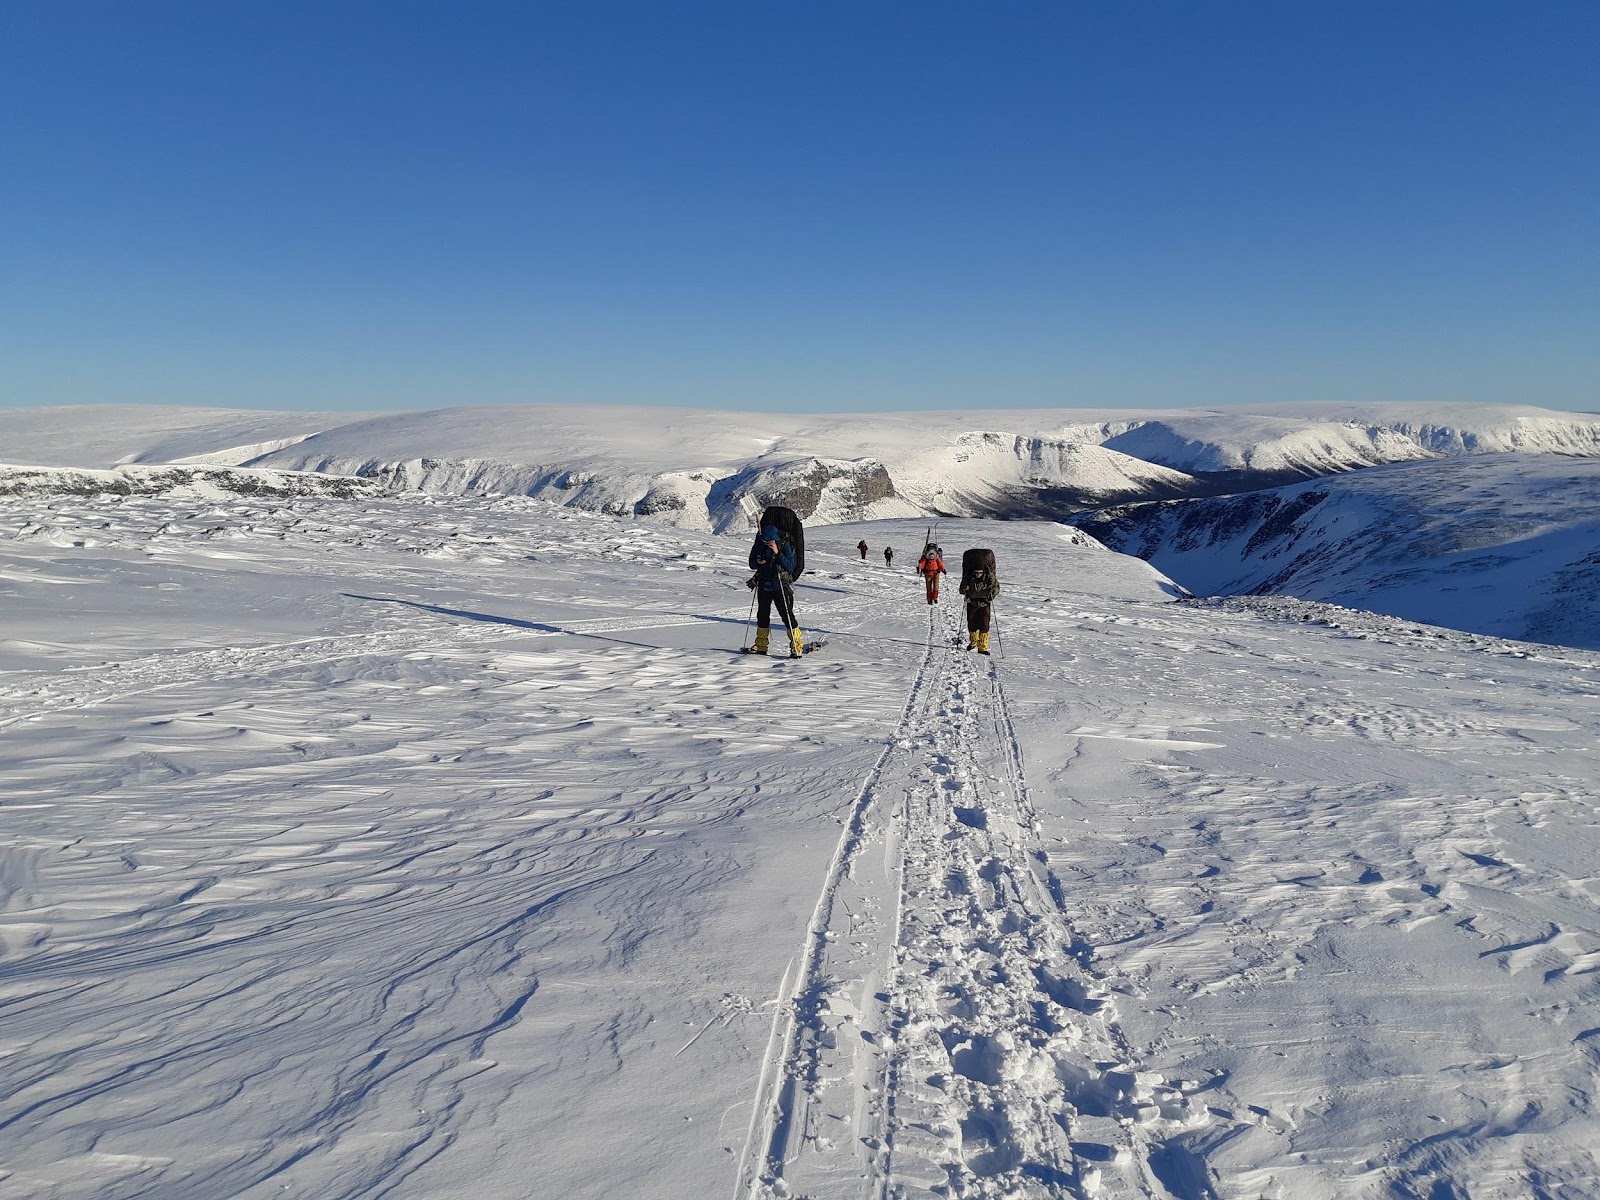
[746,505,807,658]
[959,548,1000,654]
[916,543,947,605]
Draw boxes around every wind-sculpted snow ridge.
[7,401,1600,527]
[1076,454,1600,650]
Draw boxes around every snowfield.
[3,490,1598,1199]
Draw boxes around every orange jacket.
[916,554,945,578]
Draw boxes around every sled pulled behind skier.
[747,505,806,657]
[916,543,947,605]
[959,547,1000,654]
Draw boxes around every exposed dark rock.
[0,465,379,500]
[633,491,688,515]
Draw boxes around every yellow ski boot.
[977,631,991,655]
[788,627,805,659]
[966,630,979,651]
[752,628,770,655]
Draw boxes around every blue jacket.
[749,526,796,594]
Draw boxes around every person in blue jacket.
[748,524,804,657]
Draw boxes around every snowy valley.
[1078,455,1600,652]
[2,405,1600,1198]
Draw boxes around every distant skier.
[916,543,946,605]
[748,523,804,658]
[959,548,1000,654]
[857,539,869,560]
[883,546,894,567]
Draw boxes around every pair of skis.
[739,640,827,657]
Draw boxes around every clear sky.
[2,1,1596,413]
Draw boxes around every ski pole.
[740,587,757,650]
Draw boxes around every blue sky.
[2,1,1595,413]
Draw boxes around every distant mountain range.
[4,401,1598,530]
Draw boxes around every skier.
[857,539,868,560]
[883,546,894,567]
[742,508,806,659]
[747,523,804,657]
[916,543,946,605]
[959,548,1000,654]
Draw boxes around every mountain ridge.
[4,401,1598,527]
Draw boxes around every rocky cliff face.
[706,457,911,531]
[0,463,381,500]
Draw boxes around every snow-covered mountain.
[4,402,1597,528]
[0,404,340,469]
[1077,454,1600,649]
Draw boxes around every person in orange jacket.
[916,543,946,605]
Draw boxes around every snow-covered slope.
[1095,410,1438,475]
[1077,454,1600,649]
[0,404,341,468]
[4,493,1598,1198]
[5,402,1599,528]
[860,430,1202,516]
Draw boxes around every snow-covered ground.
[1078,455,1600,651]
[3,495,1599,1199]
[5,403,1598,530]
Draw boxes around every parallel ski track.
[735,604,939,1198]
[878,607,1079,1197]
[740,595,1205,1199]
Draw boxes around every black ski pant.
[966,601,991,634]
[757,585,798,631]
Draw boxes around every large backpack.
[760,505,806,578]
[961,547,997,588]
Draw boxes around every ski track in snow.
[743,600,1219,1200]
[3,501,1599,1199]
